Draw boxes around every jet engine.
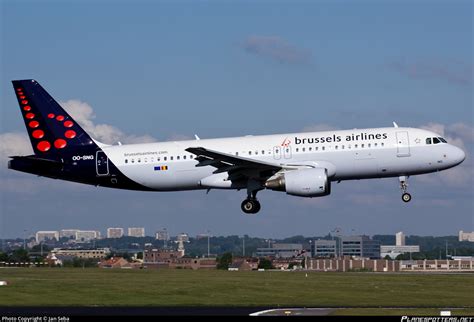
[265,168,331,197]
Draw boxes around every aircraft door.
[273,146,282,160]
[96,151,109,176]
[396,131,411,157]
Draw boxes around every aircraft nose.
[450,145,466,166]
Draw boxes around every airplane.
[8,79,466,214]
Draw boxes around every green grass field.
[0,268,473,315]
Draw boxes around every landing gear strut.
[399,176,412,203]
[241,189,261,214]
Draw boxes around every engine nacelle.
[265,168,331,197]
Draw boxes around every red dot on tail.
[54,139,67,149]
[56,115,65,121]
[65,130,76,139]
[32,130,44,139]
[20,96,26,99]
[21,100,28,105]
[29,121,39,128]
[37,141,51,152]
[25,113,35,119]
[48,113,55,119]
[64,120,74,128]
[17,88,22,92]
[23,106,31,111]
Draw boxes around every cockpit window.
[426,138,432,145]
[439,137,447,143]
[432,137,441,144]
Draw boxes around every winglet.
[393,122,399,128]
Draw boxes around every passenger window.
[157,157,161,161]
[236,152,239,156]
[302,148,305,152]
[341,145,344,150]
[309,147,312,151]
[262,150,265,155]
[315,147,318,151]
[381,143,384,147]
[255,151,258,155]
[354,144,358,148]
[368,143,371,148]
[296,148,299,152]
[433,137,440,144]
[249,151,252,155]
[164,157,167,161]
[322,146,325,151]
[125,159,128,164]
[361,144,364,148]
[138,159,141,163]
[183,155,186,160]
[335,146,338,150]
[170,156,174,161]
[374,143,377,147]
[177,156,180,160]
[426,138,432,145]
[144,158,148,163]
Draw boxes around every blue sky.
[1,0,472,239]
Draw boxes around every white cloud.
[417,122,473,187]
[60,100,157,145]
[0,132,32,164]
[388,60,472,86]
[242,35,311,65]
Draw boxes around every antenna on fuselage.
[194,134,200,140]
[393,122,399,128]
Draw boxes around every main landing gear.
[241,189,261,214]
[399,176,412,203]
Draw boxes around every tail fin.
[12,79,98,157]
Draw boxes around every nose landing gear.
[399,176,412,203]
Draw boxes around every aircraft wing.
[185,147,282,181]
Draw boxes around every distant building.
[60,229,79,239]
[228,258,258,271]
[144,248,183,263]
[51,248,110,259]
[381,245,420,259]
[255,243,303,258]
[75,230,101,242]
[396,232,405,246]
[36,231,59,243]
[313,240,337,258]
[156,230,169,241]
[381,232,420,259]
[98,257,140,269]
[176,233,189,243]
[128,227,145,237]
[341,236,381,259]
[107,228,124,239]
[169,257,216,270]
[459,231,474,242]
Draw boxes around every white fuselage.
[100,127,465,191]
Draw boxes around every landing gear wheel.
[402,193,412,203]
[241,199,261,214]
[399,176,412,203]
